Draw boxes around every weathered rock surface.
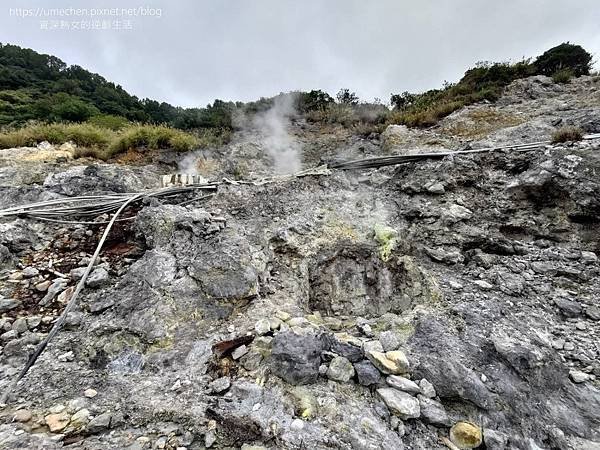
[1,75,600,450]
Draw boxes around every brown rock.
[45,412,70,432]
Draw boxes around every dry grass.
[440,108,524,139]
[0,122,199,161]
[551,126,584,143]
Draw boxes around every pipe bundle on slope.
[329,134,600,171]
[0,184,218,224]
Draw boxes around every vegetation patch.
[551,126,584,143]
[374,224,398,262]
[0,122,199,160]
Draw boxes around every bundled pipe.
[0,184,218,224]
[330,134,600,171]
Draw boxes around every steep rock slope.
[0,76,599,449]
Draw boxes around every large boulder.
[270,331,325,385]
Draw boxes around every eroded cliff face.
[0,75,600,450]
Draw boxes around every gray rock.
[12,317,28,334]
[232,344,249,360]
[70,267,87,281]
[417,395,450,426]
[386,375,420,395]
[1,329,18,341]
[89,297,115,314]
[209,376,231,394]
[554,297,583,317]
[327,333,364,362]
[354,360,384,386]
[326,356,355,382]
[376,388,420,419]
[585,305,600,321]
[87,412,112,434]
[425,247,464,265]
[418,378,436,398]
[22,267,39,278]
[0,297,20,313]
[254,319,271,336]
[580,251,598,264]
[379,330,400,352]
[270,331,324,385]
[26,316,42,329]
[86,267,110,288]
[414,355,496,410]
[39,279,68,305]
[569,370,591,383]
[483,429,508,450]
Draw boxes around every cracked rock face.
[1,75,600,449]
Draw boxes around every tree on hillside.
[534,43,593,77]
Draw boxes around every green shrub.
[87,114,130,130]
[552,69,573,84]
[109,125,198,154]
[551,126,584,143]
[535,43,592,77]
[0,123,110,148]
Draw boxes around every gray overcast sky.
[1,0,599,107]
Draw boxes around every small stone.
[483,429,508,450]
[204,429,216,448]
[232,345,249,360]
[448,280,463,290]
[474,280,493,290]
[427,182,445,194]
[57,351,74,362]
[1,330,18,341]
[575,321,587,330]
[0,297,20,313]
[254,319,271,336]
[87,412,111,433]
[35,280,52,292]
[387,375,420,395]
[354,360,383,386]
[209,376,231,394]
[8,272,23,281]
[45,412,70,432]
[363,340,384,353]
[450,421,483,449]
[26,316,42,329]
[419,378,436,398]
[554,297,583,317]
[69,408,91,428]
[290,418,305,431]
[377,388,420,419]
[12,317,28,334]
[418,395,450,426]
[241,445,268,450]
[564,342,576,351]
[569,369,591,383]
[326,356,355,382]
[70,267,87,281]
[269,317,283,330]
[552,339,565,350]
[585,306,600,321]
[84,388,97,398]
[366,350,409,375]
[86,267,109,288]
[319,364,328,376]
[22,267,40,278]
[275,310,291,321]
[379,330,400,352]
[13,409,32,423]
[580,251,598,264]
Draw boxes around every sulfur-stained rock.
[450,421,483,449]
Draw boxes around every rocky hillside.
[0,74,599,450]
